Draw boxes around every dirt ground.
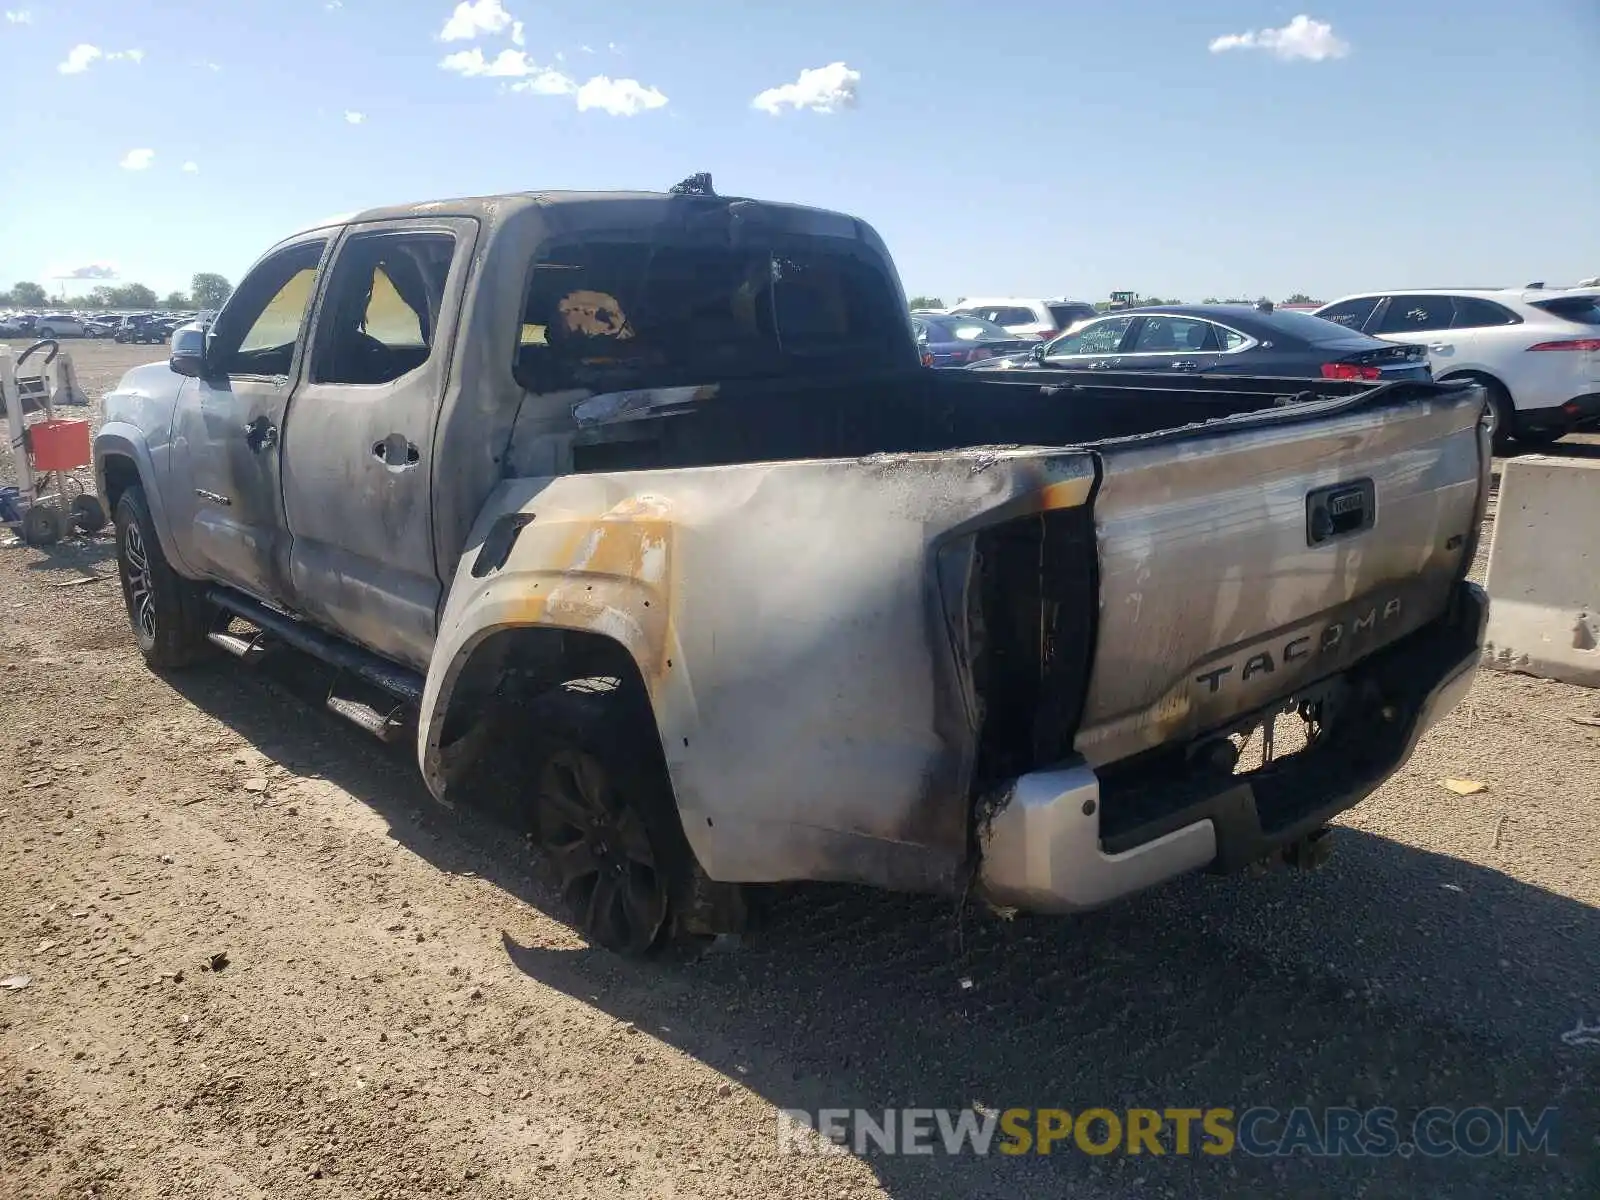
[1,341,1598,1199]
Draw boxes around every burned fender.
[420,450,1098,893]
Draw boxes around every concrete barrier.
[1482,455,1600,687]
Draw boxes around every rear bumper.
[978,581,1488,913]
[1518,391,1600,433]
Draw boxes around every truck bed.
[465,370,1489,897]
[564,367,1385,473]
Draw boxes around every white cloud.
[439,39,668,116]
[64,263,117,280]
[607,41,618,52]
[5,10,32,23]
[326,0,342,8]
[58,43,102,73]
[182,161,199,174]
[439,47,535,77]
[119,148,155,170]
[511,69,577,96]
[580,44,593,54]
[1209,14,1349,61]
[752,61,860,115]
[58,43,144,72]
[440,0,512,41]
[344,110,366,124]
[511,20,524,46]
[574,75,667,116]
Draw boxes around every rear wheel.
[113,487,214,669]
[529,698,690,957]
[1470,378,1516,453]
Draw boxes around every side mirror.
[169,323,206,378]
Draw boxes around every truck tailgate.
[1075,381,1489,768]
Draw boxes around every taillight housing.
[1320,362,1382,381]
[1527,338,1600,352]
[921,351,934,367]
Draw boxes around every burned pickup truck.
[95,180,1491,954]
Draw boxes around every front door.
[280,219,476,671]
[169,237,329,604]
[1039,313,1136,369]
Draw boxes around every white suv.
[1315,287,1600,447]
[946,297,1098,341]
[34,314,88,338]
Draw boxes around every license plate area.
[1307,479,1375,546]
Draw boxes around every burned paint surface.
[420,448,1098,891]
[1075,394,1484,767]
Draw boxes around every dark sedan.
[114,314,169,344]
[968,302,1432,381]
[912,313,1036,368]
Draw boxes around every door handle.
[1428,343,1450,352]
[1170,359,1198,370]
[242,415,278,453]
[372,434,421,470]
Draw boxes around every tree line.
[909,292,1324,311]
[1,273,235,311]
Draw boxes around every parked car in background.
[84,315,121,338]
[115,314,168,344]
[969,303,1432,383]
[34,314,88,338]
[1315,287,1600,447]
[946,297,1099,341]
[912,313,1035,367]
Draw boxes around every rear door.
[280,218,476,671]
[1115,314,1224,374]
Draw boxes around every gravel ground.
[1,342,1598,1199]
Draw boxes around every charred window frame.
[308,230,459,387]
[510,233,909,392]
[207,239,331,380]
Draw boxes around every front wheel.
[113,487,215,669]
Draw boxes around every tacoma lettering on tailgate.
[1194,598,1404,695]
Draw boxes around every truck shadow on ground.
[162,661,1600,1200]
[1499,440,1600,463]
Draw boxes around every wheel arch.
[1435,366,1510,402]
[421,621,683,821]
[94,425,195,576]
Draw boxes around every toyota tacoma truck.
[95,179,1491,955]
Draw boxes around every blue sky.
[1,0,1597,304]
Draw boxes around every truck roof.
[289,189,866,238]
